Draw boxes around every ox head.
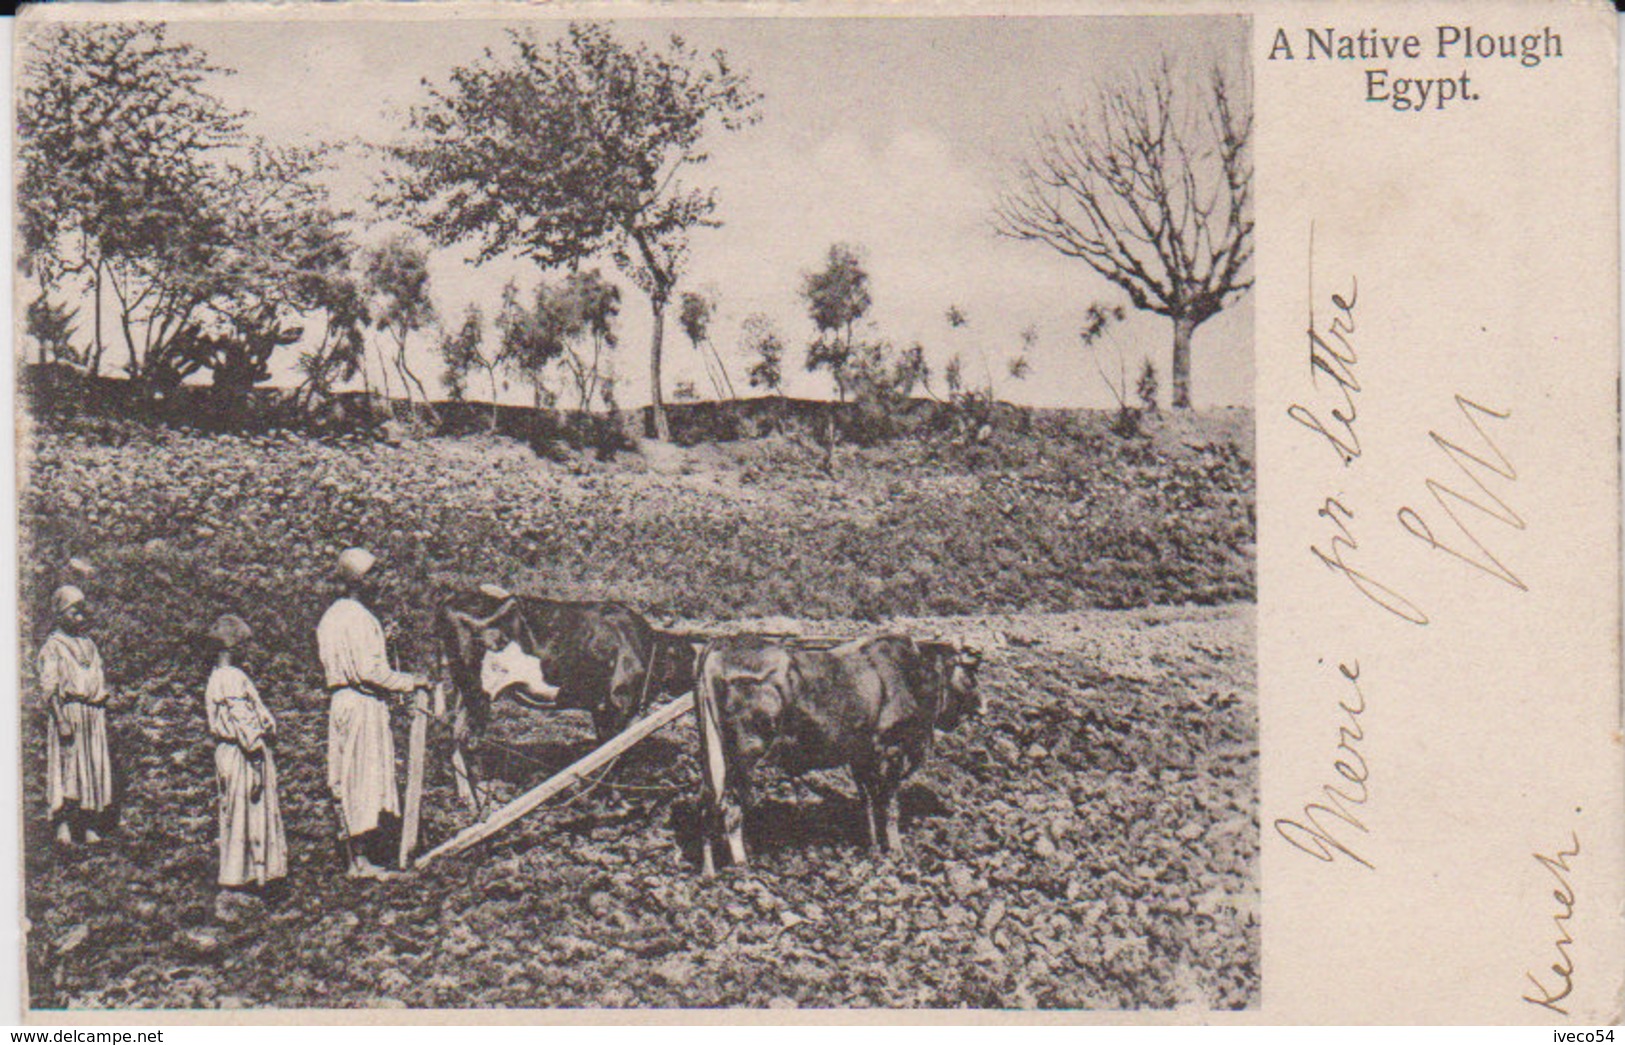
[924,640,983,731]
[442,598,557,722]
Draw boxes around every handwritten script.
[1397,394,1527,593]
[1290,226,1526,630]
[1522,831,1581,1015]
[1275,660,1371,868]
[1280,224,1528,873]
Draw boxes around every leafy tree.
[293,271,370,411]
[439,304,501,430]
[363,235,438,422]
[25,294,80,367]
[679,291,736,401]
[383,22,760,441]
[139,144,361,410]
[741,313,786,397]
[553,270,621,412]
[995,58,1252,408]
[493,271,620,413]
[19,25,359,414]
[801,243,873,402]
[1137,358,1160,413]
[495,280,565,411]
[18,22,245,379]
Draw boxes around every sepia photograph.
[14,9,1257,1012]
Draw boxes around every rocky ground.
[19,413,1256,1011]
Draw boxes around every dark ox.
[693,633,982,875]
[436,589,696,811]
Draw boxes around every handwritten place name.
[1275,660,1372,869]
[1523,831,1581,1015]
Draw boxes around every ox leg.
[701,823,718,878]
[695,681,728,877]
[878,784,902,852]
[722,781,749,868]
[852,772,881,852]
[450,706,482,815]
[452,744,480,814]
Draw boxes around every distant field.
[19,407,1253,662]
[18,410,1256,1010]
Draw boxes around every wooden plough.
[411,692,695,869]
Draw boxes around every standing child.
[204,614,287,900]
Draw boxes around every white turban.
[52,586,85,616]
[337,547,377,582]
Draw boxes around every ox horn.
[449,601,516,635]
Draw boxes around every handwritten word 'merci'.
[1275,661,1372,869]
[1398,395,1526,593]
[1523,831,1581,1016]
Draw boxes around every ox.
[436,587,696,812]
[693,633,982,874]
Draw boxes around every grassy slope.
[19,410,1256,1010]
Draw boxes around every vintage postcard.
[7,0,1620,1024]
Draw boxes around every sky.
[28,13,1253,411]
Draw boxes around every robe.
[317,597,417,837]
[205,665,288,887]
[38,631,113,815]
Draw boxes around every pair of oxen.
[437,588,983,874]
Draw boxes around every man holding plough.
[317,547,429,879]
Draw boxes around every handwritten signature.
[1275,660,1372,869]
[1523,831,1581,1015]
[1398,394,1527,593]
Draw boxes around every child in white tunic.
[204,614,287,892]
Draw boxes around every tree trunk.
[648,297,671,441]
[394,335,438,428]
[90,264,104,376]
[1170,313,1198,410]
[375,342,397,401]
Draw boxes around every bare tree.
[995,58,1252,409]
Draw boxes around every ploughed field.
[19,412,1256,1010]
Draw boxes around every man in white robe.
[38,586,114,845]
[316,548,426,878]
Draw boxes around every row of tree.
[18,20,1252,435]
[431,239,1036,439]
